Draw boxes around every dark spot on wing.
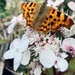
[25,2,29,7]
[48,23,51,26]
[29,3,33,7]
[46,17,48,20]
[59,24,62,26]
[31,8,34,11]
[44,26,47,28]
[52,10,55,14]
[49,15,52,18]
[54,19,56,21]
[57,11,61,17]
[33,3,36,7]
[58,19,60,21]
[63,15,68,22]
[51,22,54,25]
[44,21,46,24]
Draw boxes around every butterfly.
[21,0,74,35]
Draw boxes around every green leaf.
[68,58,75,70]
[0,39,10,44]
[47,68,54,75]
[43,68,54,75]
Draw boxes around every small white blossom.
[4,34,30,71]
[44,43,60,54]
[54,58,68,72]
[34,67,42,75]
[60,25,75,37]
[39,50,56,68]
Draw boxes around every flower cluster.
[3,0,75,75]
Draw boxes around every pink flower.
[48,36,54,44]
[61,38,75,54]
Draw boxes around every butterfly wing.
[21,2,40,28]
[35,7,74,35]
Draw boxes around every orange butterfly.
[21,0,74,35]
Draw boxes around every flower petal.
[4,22,11,26]
[7,22,17,34]
[47,0,54,6]
[20,34,29,52]
[3,49,15,59]
[10,17,17,23]
[21,50,31,65]
[54,0,64,6]
[17,14,26,26]
[55,58,68,72]
[60,52,68,58]
[14,53,22,71]
[70,25,75,34]
[34,67,41,75]
[68,1,75,11]
[10,38,21,49]
[39,50,56,68]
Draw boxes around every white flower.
[4,14,26,34]
[33,45,42,56]
[28,31,39,45]
[61,38,75,53]
[34,67,41,75]
[54,58,68,72]
[60,52,68,58]
[3,34,30,71]
[21,50,31,65]
[44,43,60,54]
[60,25,75,37]
[70,25,75,35]
[47,0,64,8]
[39,50,56,68]
[68,1,75,11]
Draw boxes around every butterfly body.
[22,1,74,35]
